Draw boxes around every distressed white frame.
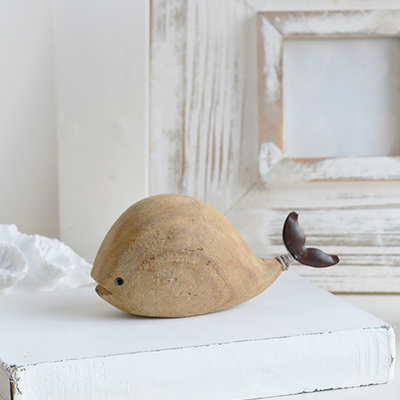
[150,3,400,293]
[257,9,400,179]
[251,9,400,292]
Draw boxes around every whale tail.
[282,212,339,268]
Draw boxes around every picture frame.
[150,4,400,292]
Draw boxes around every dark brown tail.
[283,212,339,268]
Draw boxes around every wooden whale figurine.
[92,194,339,317]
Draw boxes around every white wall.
[0,0,149,262]
[0,0,58,238]
[53,0,149,262]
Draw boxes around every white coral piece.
[0,224,24,244]
[17,235,74,292]
[0,225,94,294]
[0,242,28,293]
[56,246,93,289]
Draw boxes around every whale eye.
[115,277,124,286]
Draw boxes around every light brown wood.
[91,194,282,317]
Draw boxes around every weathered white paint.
[150,0,259,213]
[268,10,376,36]
[258,142,284,176]
[53,0,149,262]
[260,18,281,103]
[226,179,400,292]
[258,9,400,152]
[248,8,400,292]
[264,156,400,182]
[257,13,283,147]
[264,9,400,37]
[0,0,58,238]
[246,0,400,12]
[290,265,400,293]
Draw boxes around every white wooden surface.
[0,273,394,400]
[283,293,400,399]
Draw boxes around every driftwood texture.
[92,194,282,317]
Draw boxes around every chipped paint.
[258,142,284,176]
[263,156,400,183]
[259,16,282,102]
[225,177,400,292]
[257,13,284,147]
[264,9,400,37]
[150,0,259,212]
[269,10,375,36]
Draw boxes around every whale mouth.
[95,284,113,297]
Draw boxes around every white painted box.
[0,272,395,400]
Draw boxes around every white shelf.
[0,272,396,399]
[281,293,400,400]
